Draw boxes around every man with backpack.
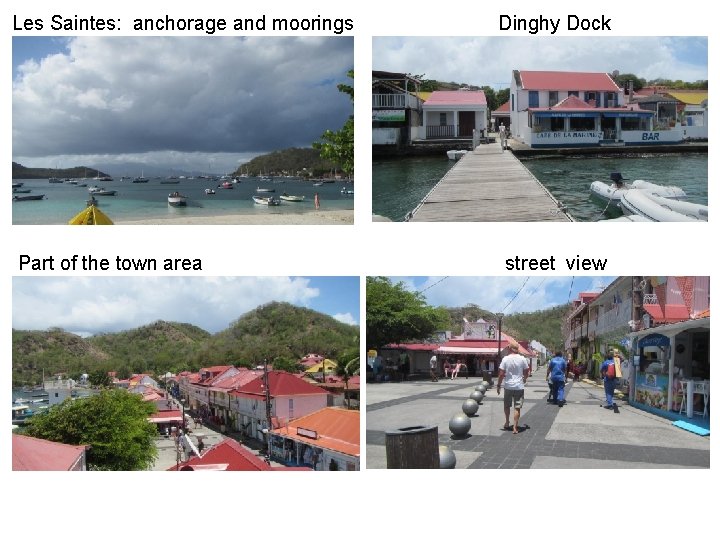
[600,352,617,409]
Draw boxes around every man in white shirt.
[496,342,530,434]
[429,355,438,382]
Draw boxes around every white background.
[5,1,714,539]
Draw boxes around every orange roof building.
[271,407,359,471]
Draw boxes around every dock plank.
[409,144,573,222]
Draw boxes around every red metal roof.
[519,71,620,92]
[13,434,89,471]
[230,371,330,398]
[384,343,439,351]
[211,370,262,390]
[424,90,487,106]
[170,438,274,471]
[272,407,360,457]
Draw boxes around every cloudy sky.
[13,276,359,336]
[373,37,707,89]
[12,36,353,174]
[388,276,617,315]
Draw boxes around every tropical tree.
[335,351,360,408]
[24,389,158,470]
[272,356,301,373]
[89,369,113,388]
[313,70,354,177]
[366,277,450,351]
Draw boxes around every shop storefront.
[628,317,710,425]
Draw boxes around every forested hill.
[232,147,338,178]
[12,303,359,386]
[445,303,568,351]
[207,301,359,366]
[12,162,109,180]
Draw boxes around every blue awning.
[602,112,654,118]
[638,333,671,348]
[533,111,598,118]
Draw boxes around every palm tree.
[335,354,360,409]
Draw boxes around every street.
[366,369,709,469]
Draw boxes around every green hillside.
[232,147,342,178]
[445,303,567,351]
[12,303,359,386]
[12,162,109,180]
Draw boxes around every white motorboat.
[340,187,354,195]
[279,193,304,202]
[253,195,280,206]
[92,189,117,196]
[256,187,275,193]
[590,172,687,205]
[204,188,216,195]
[168,192,188,207]
[620,190,708,222]
[447,149,468,160]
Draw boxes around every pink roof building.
[421,90,488,139]
[13,434,90,471]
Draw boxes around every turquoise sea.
[12,177,354,225]
[372,153,708,222]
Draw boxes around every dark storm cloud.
[13,36,354,158]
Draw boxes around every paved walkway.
[366,371,709,469]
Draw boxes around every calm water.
[372,153,707,222]
[523,153,708,221]
[12,177,354,224]
[372,157,455,221]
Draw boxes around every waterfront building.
[372,70,423,146]
[509,70,682,147]
[13,433,89,471]
[270,407,360,470]
[491,100,510,132]
[419,90,488,139]
[228,371,330,442]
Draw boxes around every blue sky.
[13,276,359,336]
[373,36,707,90]
[12,36,353,173]
[388,276,617,315]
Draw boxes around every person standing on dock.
[499,124,507,151]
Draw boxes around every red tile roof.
[424,90,487,106]
[519,71,620,92]
[230,371,330,399]
[272,408,360,457]
[170,438,274,471]
[493,101,510,113]
[13,434,89,471]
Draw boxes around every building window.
[528,91,539,108]
[606,92,616,106]
[439,113,447,126]
[549,91,558,107]
[511,94,515,111]
[586,92,596,103]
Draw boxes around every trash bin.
[385,425,439,469]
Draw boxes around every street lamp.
[180,398,186,432]
[496,313,504,380]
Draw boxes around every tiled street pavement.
[366,371,709,469]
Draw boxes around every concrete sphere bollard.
[462,398,479,416]
[480,381,490,391]
[474,385,486,395]
[470,390,484,404]
[449,413,471,437]
[439,445,456,469]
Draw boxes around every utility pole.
[262,359,272,463]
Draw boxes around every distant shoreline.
[114,209,354,225]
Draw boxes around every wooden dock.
[407,144,573,222]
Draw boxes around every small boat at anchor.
[619,190,708,222]
[279,193,304,202]
[168,192,188,207]
[340,187,354,195]
[204,188,216,195]
[13,194,45,201]
[447,149,468,160]
[253,195,281,206]
[256,187,275,193]
[92,189,117,196]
